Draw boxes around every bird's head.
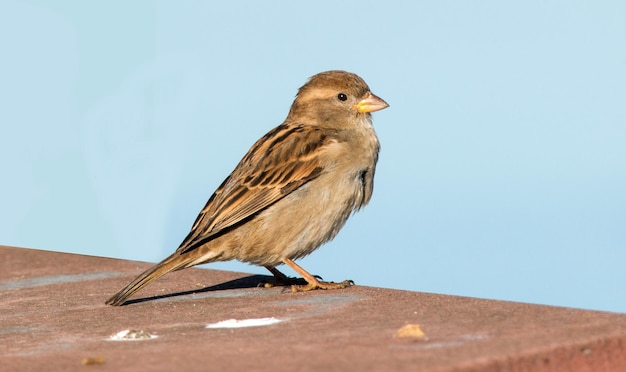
[286,70,389,127]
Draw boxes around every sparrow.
[106,70,388,306]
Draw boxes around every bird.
[106,70,389,306]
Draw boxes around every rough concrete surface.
[1,245,625,371]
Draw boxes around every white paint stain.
[206,317,283,329]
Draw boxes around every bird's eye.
[337,93,348,101]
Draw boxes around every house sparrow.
[106,70,388,306]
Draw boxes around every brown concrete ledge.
[1,245,625,371]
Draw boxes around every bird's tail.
[106,252,193,306]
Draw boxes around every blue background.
[2,1,625,312]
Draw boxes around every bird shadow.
[120,274,308,306]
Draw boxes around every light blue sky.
[2,1,625,312]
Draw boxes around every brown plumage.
[106,70,388,306]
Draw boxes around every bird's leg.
[262,265,308,287]
[282,259,354,292]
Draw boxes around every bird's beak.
[353,92,389,113]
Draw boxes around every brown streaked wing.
[177,123,336,254]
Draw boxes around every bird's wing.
[177,123,339,254]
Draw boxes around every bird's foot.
[275,259,355,292]
[262,265,311,288]
[290,279,355,293]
